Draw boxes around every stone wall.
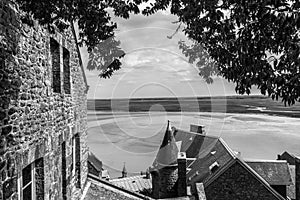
[151,166,178,199]
[205,161,281,200]
[0,0,89,199]
[296,157,300,200]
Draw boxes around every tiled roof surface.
[84,175,151,200]
[287,165,295,200]
[110,175,152,193]
[172,128,235,184]
[246,160,293,186]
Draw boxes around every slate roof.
[245,160,293,186]
[171,128,236,184]
[84,174,151,200]
[157,126,287,200]
[287,165,295,200]
[110,175,152,193]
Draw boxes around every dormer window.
[209,161,219,173]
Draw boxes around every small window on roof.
[209,161,219,173]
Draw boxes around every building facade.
[0,0,89,199]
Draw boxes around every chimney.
[296,157,300,200]
[146,168,150,179]
[150,168,161,199]
[190,124,205,135]
[177,152,187,197]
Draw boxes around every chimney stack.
[177,152,187,197]
[296,157,300,200]
[146,168,150,179]
[190,124,205,135]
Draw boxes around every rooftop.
[84,174,151,200]
[110,175,152,194]
[245,160,293,186]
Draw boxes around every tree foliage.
[15,0,300,105]
[15,0,145,78]
[143,0,300,105]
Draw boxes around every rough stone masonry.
[0,0,89,199]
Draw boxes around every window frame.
[19,163,36,200]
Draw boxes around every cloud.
[81,9,241,99]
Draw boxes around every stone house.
[113,122,296,200]
[277,151,300,200]
[0,0,89,199]
[149,122,298,200]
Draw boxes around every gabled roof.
[171,128,236,184]
[204,158,287,200]
[167,127,287,200]
[86,174,152,200]
[245,160,293,186]
[110,175,152,193]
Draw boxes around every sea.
[87,95,300,178]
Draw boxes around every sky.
[80,9,259,99]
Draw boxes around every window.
[21,158,44,200]
[209,161,219,174]
[72,134,81,188]
[62,142,67,200]
[50,38,61,93]
[63,48,71,94]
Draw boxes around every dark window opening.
[75,134,81,188]
[62,141,67,200]
[22,158,44,200]
[209,162,219,174]
[63,48,71,94]
[50,38,61,93]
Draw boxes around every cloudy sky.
[80,9,258,99]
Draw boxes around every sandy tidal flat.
[87,111,300,178]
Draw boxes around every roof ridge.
[205,158,286,200]
[245,159,288,163]
[237,159,287,200]
[110,175,147,181]
[218,138,237,159]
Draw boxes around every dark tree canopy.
[143,0,300,105]
[14,0,300,105]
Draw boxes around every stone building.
[0,0,89,199]
[116,122,296,200]
[277,151,300,200]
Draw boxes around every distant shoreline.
[87,95,300,118]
